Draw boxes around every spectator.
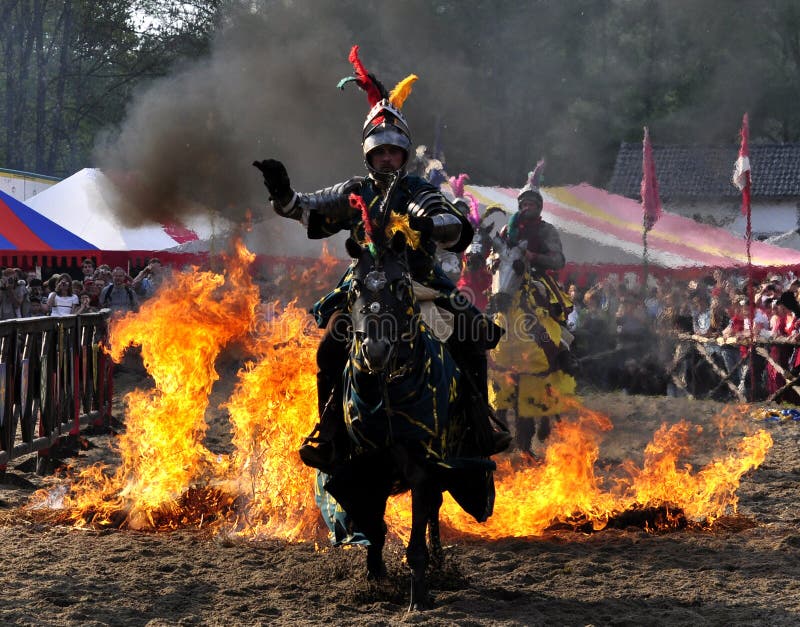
[12,269,30,318]
[84,279,102,308]
[756,282,780,308]
[566,284,582,331]
[615,295,649,343]
[99,266,139,315]
[27,279,47,317]
[95,264,112,285]
[47,273,79,316]
[75,292,96,315]
[766,298,794,396]
[80,258,96,281]
[721,298,748,385]
[690,292,712,336]
[644,285,662,320]
[72,280,84,297]
[737,297,771,400]
[131,257,166,299]
[0,269,21,320]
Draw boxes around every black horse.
[322,229,496,611]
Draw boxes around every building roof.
[608,143,800,201]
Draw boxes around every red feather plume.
[348,45,383,107]
[349,193,375,243]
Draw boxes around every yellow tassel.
[389,74,418,109]
[384,212,421,249]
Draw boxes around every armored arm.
[273,178,363,227]
[253,159,362,227]
[407,183,474,252]
[530,222,566,271]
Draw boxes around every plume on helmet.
[529,158,545,188]
[518,158,546,204]
[449,173,469,199]
[389,74,418,109]
[464,192,481,228]
[337,45,417,182]
[336,45,388,106]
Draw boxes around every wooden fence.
[0,311,113,475]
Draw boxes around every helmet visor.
[363,128,411,156]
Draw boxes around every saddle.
[412,281,454,342]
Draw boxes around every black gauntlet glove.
[408,215,434,239]
[253,159,292,202]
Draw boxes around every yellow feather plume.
[389,74,418,109]
[385,212,421,250]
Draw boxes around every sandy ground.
[1,362,799,627]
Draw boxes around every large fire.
[27,241,772,540]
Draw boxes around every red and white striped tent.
[25,168,218,269]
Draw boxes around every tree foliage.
[0,0,220,177]
[1,0,800,188]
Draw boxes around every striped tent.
[462,183,800,270]
[0,189,96,268]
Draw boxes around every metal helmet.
[517,186,543,207]
[338,45,417,185]
[362,99,412,182]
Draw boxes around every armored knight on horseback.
[253,46,505,473]
[505,161,566,280]
[487,162,577,454]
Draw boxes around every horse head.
[463,224,493,273]
[488,234,529,314]
[346,232,416,374]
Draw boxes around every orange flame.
[280,241,348,307]
[27,240,773,540]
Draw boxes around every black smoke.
[93,0,785,255]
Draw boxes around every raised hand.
[252,159,292,201]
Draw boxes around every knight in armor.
[253,46,504,471]
[496,161,577,373]
[504,161,565,275]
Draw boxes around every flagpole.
[641,127,661,299]
[733,113,754,399]
[642,215,649,294]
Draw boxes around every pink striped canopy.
[463,183,800,269]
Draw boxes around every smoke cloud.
[93,1,775,257]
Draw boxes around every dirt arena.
[0,362,798,627]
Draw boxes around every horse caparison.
[323,231,495,611]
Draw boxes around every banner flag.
[641,127,663,232]
[732,113,751,216]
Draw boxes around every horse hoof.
[366,563,387,581]
[407,595,434,612]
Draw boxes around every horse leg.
[537,413,561,443]
[366,519,387,580]
[427,490,444,568]
[515,416,536,454]
[331,467,390,580]
[357,493,388,580]
[407,478,438,611]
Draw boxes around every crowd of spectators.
[4,252,799,402]
[0,257,166,321]
[566,268,800,401]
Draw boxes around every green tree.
[0,0,220,177]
